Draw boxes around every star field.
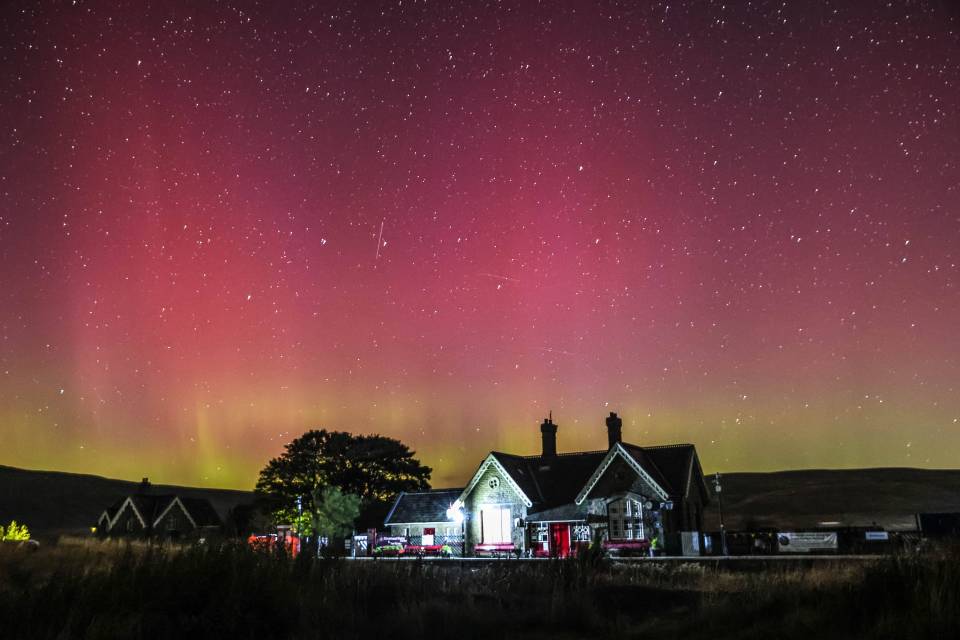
[1,0,958,489]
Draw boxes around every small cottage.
[383,488,464,549]
[96,478,222,540]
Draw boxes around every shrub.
[0,520,30,541]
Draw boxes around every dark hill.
[4,464,959,539]
[0,465,254,538]
[704,467,960,531]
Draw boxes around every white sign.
[777,532,838,553]
[865,531,889,541]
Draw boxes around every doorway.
[549,523,571,557]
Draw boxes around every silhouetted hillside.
[704,467,960,531]
[4,464,959,539]
[0,465,253,538]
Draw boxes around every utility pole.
[713,472,728,556]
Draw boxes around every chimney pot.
[540,416,557,458]
[605,412,623,448]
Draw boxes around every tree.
[0,520,30,541]
[311,486,361,549]
[255,429,432,533]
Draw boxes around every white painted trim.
[684,452,694,499]
[574,443,669,505]
[524,518,588,523]
[109,497,148,530]
[455,454,533,508]
[153,496,198,530]
[602,490,649,505]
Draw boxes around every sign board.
[865,531,889,541]
[777,532,838,553]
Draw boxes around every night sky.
[1,1,958,490]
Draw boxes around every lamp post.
[296,495,306,555]
[712,473,728,556]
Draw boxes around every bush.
[0,520,30,541]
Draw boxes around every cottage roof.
[102,496,126,522]
[131,494,177,523]
[462,442,708,515]
[489,450,608,510]
[384,489,463,525]
[631,444,706,499]
[177,497,223,527]
[526,502,588,522]
[105,494,222,531]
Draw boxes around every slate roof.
[526,503,588,522]
[622,443,707,499]
[101,497,126,522]
[384,489,463,525]
[130,494,177,524]
[109,494,222,530]
[481,442,708,517]
[490,451,607,510]
[395,435,709,528]
[178,497,224,527]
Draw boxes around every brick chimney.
[606,412,622,448]
[540,414,557,458]
[137,477,151,494]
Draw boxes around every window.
[533,524,548,544]
[572,525,591,543]
[488,477,500,490]
[608,498,645,540]
[480,507,512,543]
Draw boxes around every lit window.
[480,507,511,543]
[608,498,645,540]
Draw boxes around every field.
[1,539,958,639]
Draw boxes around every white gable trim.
[574,443,669,505]
[153,497,198,529]
[455,454,533,508]
[109,497,148,530]
[684,452,695,499]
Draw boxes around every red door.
[550,523,571,558]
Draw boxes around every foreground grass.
[0,539,957,639]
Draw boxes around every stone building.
[383,488,463,545]
[96,478,222,541]
[386,412,710,557]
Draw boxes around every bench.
[403,544,451,557]
[603,540,651,557]
[474,543,517,558]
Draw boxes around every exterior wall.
[111,503,146,535]
[463,463,527,554]
[387,523,462,539]
[588,456,665,503]
[155,501,195,538]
